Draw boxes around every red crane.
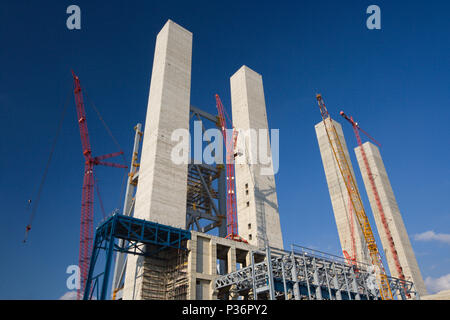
[340,110,409,297]
[71,71,127,299]
[215,94,247,243]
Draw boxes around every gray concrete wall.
[187,231,258,300]
[315,119,371,265]
[355,142,427,297]
[123,19,192,300]
[230,65,284,250]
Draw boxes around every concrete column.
[210,243,217,276]
[355,142,427,297]
[133,19,192,227]
[228,247,237,273]
[315,119,371,265]
[123,20,192,300]
[230,65,283,250]
[187,235,197,300]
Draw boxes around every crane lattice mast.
[340,110,409,297]
[71,72,127,299]
[215,94,247,243]
[315,94,393,300]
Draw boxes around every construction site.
[28,19,443,301]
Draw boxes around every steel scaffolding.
[214,244,419,300]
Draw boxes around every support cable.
[23,90,71,243]
[83,89,128,166]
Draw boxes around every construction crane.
[215,94,247,243]
[315,94,393,300]
[71,71,127,299]
[343,176,357,269]
[340,110,409,297]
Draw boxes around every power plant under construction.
[37,19,439,301]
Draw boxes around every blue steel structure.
[83,213,191,300]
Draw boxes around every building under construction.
[81,19,426,301]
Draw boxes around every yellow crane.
[315,94,393,300]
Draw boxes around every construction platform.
[85,214,419,300]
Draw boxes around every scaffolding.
[214,244,419,300]
[141,248,189,300]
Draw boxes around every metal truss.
[84,213,191,300]
[186,162,226,233]
[214,244,419,300]
[186,106,227,237]
[111,123,142,297]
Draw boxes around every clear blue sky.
[0,0,449,299]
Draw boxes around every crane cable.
[23,90,71,243]
[83,89,128,166]
[83,86,128,213]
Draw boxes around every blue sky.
[0,0,449,299]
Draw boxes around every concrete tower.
[315,119,371,265]
[355,142,427,296]
[123,20,192,299]
[230,66,283,250]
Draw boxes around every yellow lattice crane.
[315,94,393,300]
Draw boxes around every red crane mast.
[71,72,127,299]
[215,94,247,243]
[340,110,409,297]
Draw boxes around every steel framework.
[214,244,419,300]
[84,213,191,300]
[187,162,226,233]
[111,123,143,299]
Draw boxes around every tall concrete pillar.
[315,119,371,265]
[123,19,192,300]
[230,65,283,250]
[355,142,427,296]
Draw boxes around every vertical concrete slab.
[315,119,371,265]
[123,19,192,300]
[133,19,192,227]
[230,65,284,250]
[355,142,427,296]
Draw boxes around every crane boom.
[315,94,393,300]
